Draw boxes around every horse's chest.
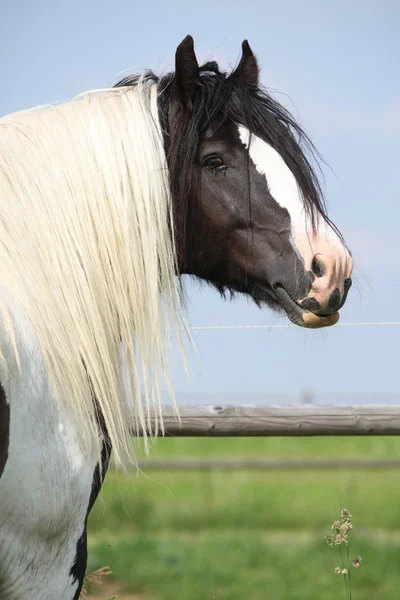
[0,350,97,600]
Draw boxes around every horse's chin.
[248,281,339,329]
[272,284,340,329]
[215,279,340,329]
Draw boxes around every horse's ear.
[174,35,200,111]
[230,40,259,88]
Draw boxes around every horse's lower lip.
[273,285,339,329]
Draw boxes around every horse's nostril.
[311,256,326,278]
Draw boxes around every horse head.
[162,36,353,328]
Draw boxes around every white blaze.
[238,126,309,239]
[237,125,353,304]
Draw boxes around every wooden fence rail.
[130,404,400,437]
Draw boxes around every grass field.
[86,436,400,599]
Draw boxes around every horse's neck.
[0,293,99,600]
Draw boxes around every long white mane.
[0,78,185,465]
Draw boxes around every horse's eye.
[203,155,226,171]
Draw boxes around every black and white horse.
[0,36,353,599]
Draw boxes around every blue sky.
[1,0,399,402]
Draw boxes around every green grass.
[131,435,400,459]
[87,532,400,599]
[90,468,400,532]
[87,436,400,598]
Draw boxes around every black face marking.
[328,288,341,310]
[344,278,352,295]
[301,297,320,312]
[0,381,9,480]
[338,278,352,310]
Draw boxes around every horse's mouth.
[273,284,339,329]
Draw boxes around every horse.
[0,35,353,599]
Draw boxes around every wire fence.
[188,321,400,331]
